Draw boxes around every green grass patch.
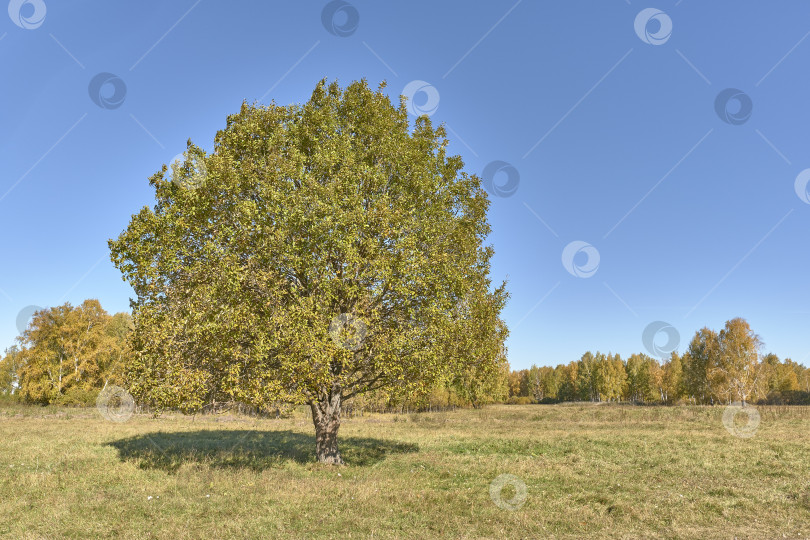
[1,403,809,538]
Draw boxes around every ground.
[1,402,809,539]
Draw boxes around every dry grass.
[1,403,809,539]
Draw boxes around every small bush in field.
[54,387,100,407]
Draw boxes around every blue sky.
[1,1,809,370]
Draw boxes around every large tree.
[109,79,509,464]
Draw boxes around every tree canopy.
[109,79,509,463]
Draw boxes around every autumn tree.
[13,301,131,404]
[451,338,510,408]
[661,352,683,402]
[507,370,525,398]
[553,363,576,401]
[596,353,627,402]
[508,369,530,398]
[625,353,655,402]
[783,359,805,391]
[538,366,559,400]
[798,365,810,393]
[761,353,799,394]
[526,365,543,401]
[709,318,762,405]
[648,358,665,402]
[109,79,509,464]
[0,346,23,396]
[682,328,719,404]
[576,352,598,401]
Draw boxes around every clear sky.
[2,1,809,370]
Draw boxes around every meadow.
[1,402,809,539]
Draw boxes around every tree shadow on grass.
[107,429,418,472]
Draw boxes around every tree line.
[3,304,805,410]
[506,318,810,406]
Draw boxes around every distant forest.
[505,317,808,406]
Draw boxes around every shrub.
[53,387,100,407]
[508,396,533,405]
[759,390,810,405]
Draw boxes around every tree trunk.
[310,392,344,465]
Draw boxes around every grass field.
[2,402,810,539]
